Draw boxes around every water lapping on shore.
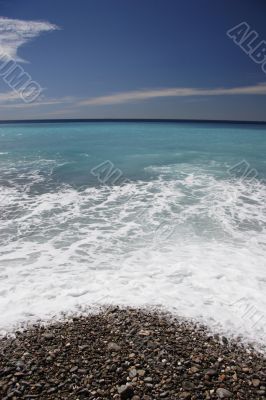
[0,155,265,349]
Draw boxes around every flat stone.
[118,384,134,399]
[42,333,54,340]
[252,378,260,387]
[189,366,199,373]
[160,391,169,398]
[216,388,233,398]
[129,367,137,378]
[205,368,217,376]
[144,377,153,382]
[183,381,194,390]
[180,392,191,399]
[138,329,151,336]
[107,342,121,352]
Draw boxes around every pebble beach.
[0,307,265,399]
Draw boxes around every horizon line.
[0,118,266,125]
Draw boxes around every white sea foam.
[0,164,265,350]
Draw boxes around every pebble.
[160,391,169,397]
[42,333,54,340]
[129,367,137,378]
[205,368,217,376]
[180,391,191,399]
[107,342,121,352]
[252,378,260,387]
[189,366,199,373]
[144,377,153,382]
[118,384,134,399]
[183,381,194,390]
[216,387,233,398]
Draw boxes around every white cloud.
[1,83,265,115]
[0,17,59,61]
[79,83,266,106]
[0,94,74,108]
[0,90,21,102]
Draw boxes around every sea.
[0,121,265,348]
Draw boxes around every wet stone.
[0,307,265,400]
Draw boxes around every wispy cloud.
[0,90,21,102]
[1,83,266,114]
[0,94,74,108]
[79,83,266,106]
[0,17,59,61]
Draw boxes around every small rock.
[138,329,151,336]
[47,387,56,394]
[79,344,88,351]
[107,342,121,352]
[118,384,134,400]
[252,378,260,387]
[144,377,153,382]
[16,361,25,369]
[232,372,237,381]
[145,383,153,388]
[129,367,137,378]
[180,392,191,399]
[77,368,87,374]
[218,374,226,381]
[189,366,199,373]
[43,333,54,340]
[137,369,145,377]
[205,368,217,376]
[222,336,228,344]
[216,388,233,398]
[182,381,194,391]
[77,388,90,395]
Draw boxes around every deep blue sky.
[0,0,266,120]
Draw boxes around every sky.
[0,0,266,121]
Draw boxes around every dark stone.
[118,384,134,399]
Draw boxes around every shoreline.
[1,303,265,355]
[0,307,265,399]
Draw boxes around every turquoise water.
[0,122,266,189]
[0,122,265,346]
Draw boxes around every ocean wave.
[0,165,265,349]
